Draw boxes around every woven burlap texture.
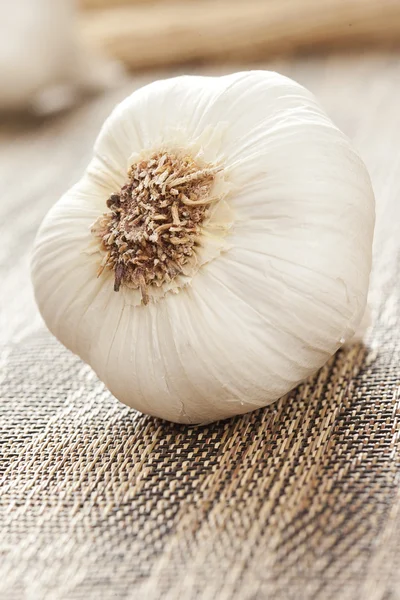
[1,54,400,600]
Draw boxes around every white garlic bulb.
[0,0,122,113]
[31,71,375,424]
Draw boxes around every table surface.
[1,51,400,600]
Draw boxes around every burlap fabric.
[1,54,400,600]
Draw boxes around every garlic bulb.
[31,71,375,424]
[0,0,122,113]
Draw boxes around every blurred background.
[1,0,400,115]
[79,0,400,70]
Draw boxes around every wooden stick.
[79,0,167,8]
[80,0,400,70]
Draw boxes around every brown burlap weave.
[1,53,400,600]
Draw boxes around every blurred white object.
[0,0,123,114]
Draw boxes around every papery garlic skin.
[31,71,375,424]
